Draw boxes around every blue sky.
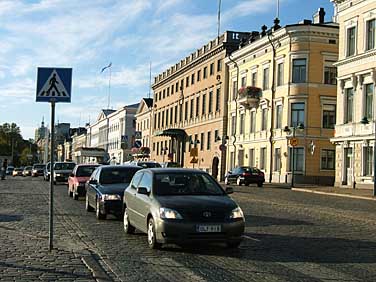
[0,0,334,139]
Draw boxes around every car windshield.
[100,167,140,184]
[54,163,75,170]
[76,166,98,177]
[25,166,32,170]
[154,173,225,196]
[33,165,45,169]
[138,162,161,168]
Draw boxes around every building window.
[261,108,268,131]
[169,108,173,125]
[230,151,235,170]
[197,70,201,81]
[214,130,219,142]
[250,111,256,133]
[276,105,282,129]
[292,59,306,83]
[174,105,178,124]
[231,115,236,135]
[367,19,375,51]
[157,112,161,129]
[161,111,165,128]
[188,135,192,151]
[191,73,195,85]
[347,26,356,57]
[171,84,174,95]
[210,63,214,75]
[291,102,305,127]
[365,84,374,120]
[263,68,269,90]
[200,133,204,151]
[363,146,374,176]
[249,149,254,167]
[321,149,335,170]
[184,101,188,121]
[202,93,206,115]
[207,131,211,150]
[232,80,237,101]
[241,76,247,87]
[186,76,189,87]
[274,148,281,171]
[156,142,159,156]
[217,59,222,72]
[196,96,200,117]
[324,66,337,85]
[208,91,213,113]
[190,99,194,119]
[180,79,184,91]
[252,72,257,87]
[260,148,266,170]
[175,82,179,93]
[203,66,208,79]
[167,87,170,97]
[240,113,245,134]
[289,147,304,172]
[165,110,169,126]
[277,63,284,86]
[215,88,220,112]
[163,89,165,98]
[345,88,354,123]
[322,104,336,129]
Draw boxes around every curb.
[292,188,376,201]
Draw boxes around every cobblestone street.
[1,177,376,281]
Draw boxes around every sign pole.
[49,100,55,252]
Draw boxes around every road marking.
[292,188,376,201]
[242,235,261,242]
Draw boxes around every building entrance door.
[343,148,352,186]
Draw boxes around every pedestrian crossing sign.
[36,67,72,102]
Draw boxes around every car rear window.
[154,173,224,196]
[76,166,98,177]
[100,167,140,184]
[33,165,45,169]
[54,163,76,170]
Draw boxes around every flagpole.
[217,0,221,38]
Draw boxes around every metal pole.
[49,100,55,252]
[291,127,295,188]
[374,120,376,196]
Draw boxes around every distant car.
[160,162,181,168]
[85,165,142,220]
[32,164,45,177]
[22,166,33,177]
[6,166,14,175]
[224,166,265,187]
[123,168,245,249]
[13,168,23,177]
[53,162,76,184]
[128,161,161,168]
[68,164,99,200]
[44,162,51,181]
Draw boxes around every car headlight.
[33,170,37,173]
[101,194,121,201]
[55,173,61,177]
[159,208,183,219]
[230,207,244,219]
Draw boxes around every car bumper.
[55,175,69,182]
[154,218,245,244]
[100,200,123,215]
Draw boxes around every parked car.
[13,168,23,177]
[160,162,181,168]
[32,164,45,177]
[224,166,265,187]
[6,165,14,175]
[68,164,99,200]
[85,165,142,220]
[53,162,76,184]
[44,162,51,181]
[22,166,33,177]
[128,161,161,168]
[123,168,245,249]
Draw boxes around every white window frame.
[364,10,376,52]
[344,18,358,57]
[291,54,308,84]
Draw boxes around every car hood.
[100,183,129,194]
[156,195,237,210]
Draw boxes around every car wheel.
[147,218,161,249]
[226,240,241,248]
[96,198,106,220]
[123,208,135,234]
[236,177,242,186]
[257,182,263,187]
[85,194,94,212]
[224,177,229,185]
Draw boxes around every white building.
[134,98,153,159]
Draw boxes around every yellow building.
[151,31,249,180]
[331,0,376,189]
[225,12,339,185]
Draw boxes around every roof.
[154,128,187,138]
[143,98,153,108]
[126,103,140,108]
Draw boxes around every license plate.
[196,225,221,233]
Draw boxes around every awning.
[154,128,187,138]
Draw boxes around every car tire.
[226,240,241,248]
[85,194,94,212]
[257,182,263,187]
[147,218,161,249]
[236,177,242,186]
[123,208,135,234]
[96,198,106,220]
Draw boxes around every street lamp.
[162,147,169,163]
[360,116,376,197]
[284,123,304,188]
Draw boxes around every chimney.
[313,8,325,24]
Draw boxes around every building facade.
[134,98,153,159]
[331,0,376,188]
[151,31,250,180]
[226,14,339,185]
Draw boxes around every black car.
[225,166,265,187]
[32,164,46,177]
[85,165,142,220]
[123,168,245,249]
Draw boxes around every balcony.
[237,86,262,110]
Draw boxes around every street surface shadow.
[244,215,313,227]
[0,214,23,222]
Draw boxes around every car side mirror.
[225,187,234,194]
[89,179,97,185]
[137,187,150,195]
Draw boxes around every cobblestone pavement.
[2,178,376,281]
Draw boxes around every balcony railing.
[237,86,262,109]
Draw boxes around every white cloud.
[155,0,184,14]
